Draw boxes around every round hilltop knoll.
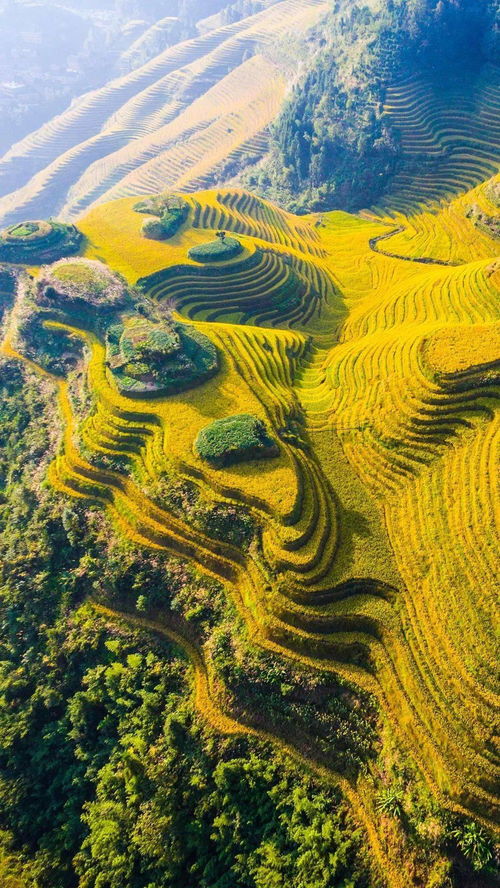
[36,257,127,309]
[105,315,219,399]
[0,219,82,264]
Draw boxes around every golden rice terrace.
[1,176,499,887]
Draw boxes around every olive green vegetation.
[18,312,83,376]
[38,258,129,311]
[0,220,82,263]
[194,414,279,468]
[0,840,26,888]
[14,260,131,375]
[0,266,17,320]
[0,358,374,888]
[466,205,500,240]
[135,467,258,552]
[15,259,219,395]
[245,0,498,211]
[188,235,243,262]
[486,181,500,208]
[135,193,189,240]
[106,318,219,398]
[141,217,170,240]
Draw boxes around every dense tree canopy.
[246,0,498,211]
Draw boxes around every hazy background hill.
[0,0,267,154]
[0,0,327,226]
[0,0,498,225]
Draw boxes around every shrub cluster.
[0,220,82,263]
[0,264,17,314]
[466,204,499,240]
[194,414,279,468]
[188,235,243,263]
[106,317,219,397]
[135,193,189,240]
[13,259,132,372]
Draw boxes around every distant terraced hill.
[374,64,500,216]
[1,2,498,229]
[0,0,327,228]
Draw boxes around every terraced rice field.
[3,175,499,886]
[375,64,500,215]
[0,0,328,228]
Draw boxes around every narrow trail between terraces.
[368,224,461,266]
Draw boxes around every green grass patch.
[9,222,39,238]
[0,220,82,263]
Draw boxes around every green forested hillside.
[245,0,499,210]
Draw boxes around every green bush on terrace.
[194,414,279,469]
[188,233,243,263]
[135,193,189,240]
[0,219,82,263]
[141,217,169,241]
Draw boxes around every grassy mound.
[188,235,242,263]
[0,220,82,264]
[195,414,279,468]
[135,193,189,240]
[37,258,128,312]
[27,258,132,340]
[106,316,218,398]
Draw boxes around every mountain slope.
[0,0,326,228]
[2,0,498,228]
[2,174,498,887]
[246,0,499,212]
